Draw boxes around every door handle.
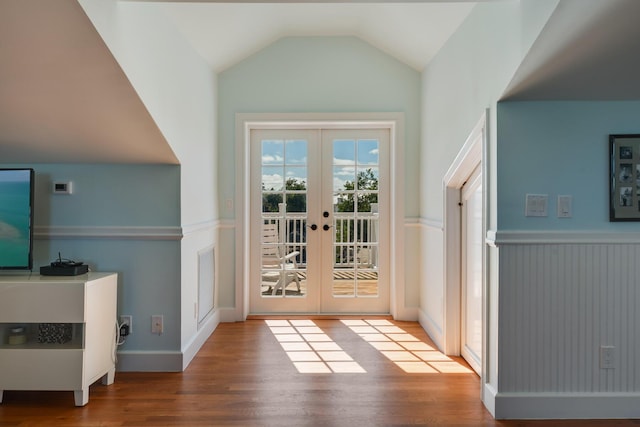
[323,211,330,218]
[323,224,332,231]
[308,224,318,231]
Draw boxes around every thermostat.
[53,181,73,195]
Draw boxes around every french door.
[249,127,389,314]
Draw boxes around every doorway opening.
[443,111,487,376]
[236,113,405,319]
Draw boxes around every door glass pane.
[285,140,307,164]
[333,166,355,192]
[357,139,379,165]
[262,140,283,165]
[332,138,380,297]
[333,140,355,164]
[260,139,307,298]
[262,166,284,192]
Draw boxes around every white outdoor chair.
[261,223,301,295]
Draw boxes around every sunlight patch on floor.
[341,319,473,374]
[266,319,366,374]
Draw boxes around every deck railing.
[262,211,378,268]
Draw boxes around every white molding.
[218,306,242,323]
[34,225,182,240]
[181,220,216,236]
[34,221,236,240]
[217,219,236,230]
[483,383,497,418]
[418,307,444,352]
[442,111,487,358]
[116,350,183,372]
[236,112,406,318]
[404,217,421,227]
[494,392,640,420]
[419,217,444,231]
[491,229,640,245]
[182,309,221,370]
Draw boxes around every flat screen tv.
[0,168,35,270]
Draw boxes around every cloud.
[262,173,283,191]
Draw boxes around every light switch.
[558,195,572,218]
[525,194,548,217]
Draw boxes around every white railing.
[262,208,378,268]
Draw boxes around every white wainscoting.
[418,218,445,351]
[494,230,640,419]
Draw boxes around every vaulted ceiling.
[1,0,640,164]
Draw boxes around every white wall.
[419,0,559,417]
[79,0,219,369]
[218,36,421,315]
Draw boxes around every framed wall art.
[610,134,640,221]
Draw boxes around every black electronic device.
[40,253,88,276]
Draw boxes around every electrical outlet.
[152,315,163,335]
[119,315,132,334]
[600,345,615,369]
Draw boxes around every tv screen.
[0,168,34,270]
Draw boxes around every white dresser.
[0,272,117,406]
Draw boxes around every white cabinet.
[0,273,117,406]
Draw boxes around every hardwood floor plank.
[1,320,638,426]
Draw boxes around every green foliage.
[335,169,378,213]
[335,169,378,244]
[261,170,379,245]
[262,178,307,213]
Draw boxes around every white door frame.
[443,111,487,364]
[235,112,406,319]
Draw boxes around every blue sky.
[261,139,379,191]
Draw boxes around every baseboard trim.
[116,350,183,372]
[494,392,640,419]
[219,306,242,322]
[116,310,223,373]
[418,308,443,352]
[182,309,221,370]
[483,383,497,418]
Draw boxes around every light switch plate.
[558,195,572,218]
[525,194,548,217]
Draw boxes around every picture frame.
[610,134,640,221]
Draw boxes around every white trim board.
[488,229,640,245]
[34,225,183,240]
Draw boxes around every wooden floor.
[1,319,638,426]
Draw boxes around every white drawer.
[0,349,84,390]
[0,282,85,323]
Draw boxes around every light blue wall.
[80,0,220,356]
[33,164,180,227]
[217,36,421,309]
[0,163,181,351]
[218,36,421,218]
[497,101,640,230]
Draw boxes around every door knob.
[308,224,318,231]
[323,224,332,231]
[323,211,330,218]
